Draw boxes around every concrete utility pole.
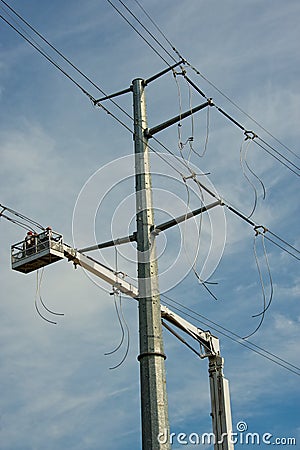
[132,78,171,450]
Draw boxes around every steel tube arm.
[145,99,212,137]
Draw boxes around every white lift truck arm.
[161,306,234,450]
[11,232,234,450]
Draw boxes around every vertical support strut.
[133,78,170,450]
[208,356,234,450]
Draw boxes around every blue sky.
[0,1,299,449]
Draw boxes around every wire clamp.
[244,130,257,141]
[182,171,197,182]
[254,225,268,236]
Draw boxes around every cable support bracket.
[244,130,258,141]
[254,225,268,236]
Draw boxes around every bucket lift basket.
[11,230,65,274]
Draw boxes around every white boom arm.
[63,246,234,450]
[11,234,234,450]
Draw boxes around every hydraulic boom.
[11,231,234,450]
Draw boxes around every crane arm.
[62,245,139,298]
[11,231,234,449]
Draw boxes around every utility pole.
[8,67,221,450]
[132,78,170,450]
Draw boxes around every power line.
[0,0,134,125]
[105,0,172,67]
[130,0,300,163]
[180,72,300,177]
[114,0,177,64]
[2,0,298,293]
[104,0,300,176]
[3,0,298,180]
[0,13,95,101]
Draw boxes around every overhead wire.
[0,13,95,102]
[0,0,135,126]
[0,203,45,230]
[0,212,36,233]
[190,176,300,261]
[181,73,300,177]
[114,0,178,64]
[129,0,299,167]
[0,0,192,184]
[1,0,299,339]
[2,0,298,189]
[105,0,172,67]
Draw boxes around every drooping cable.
[252,230,274,317]
[34,270,57,325]
[181,176,218,301]
[242,233,268,339]
[239,135,266,218]
[37,268,64,317]
[104,292,126,356]
[105,248,130,369]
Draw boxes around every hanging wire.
[105,248,130,369]
[252,228,274,317]
[37,268,64,317]
[243,135,266,200]
[239,137,260,218]
[34,270,57,325]
[104,292,126,356]
[172,69,184,152]
[34,269,64,325]
[106,294,130,370]
[203,106,210,157]
[179,166,218,300]
[177,69,211,160]
[243,228,274,339]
